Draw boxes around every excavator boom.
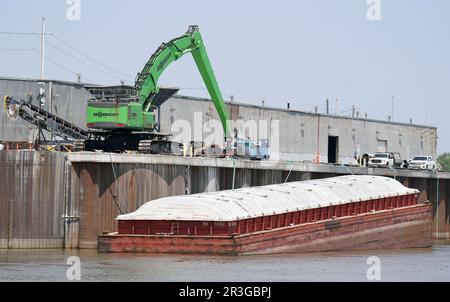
[87,25,231,138]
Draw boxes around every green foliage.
[438,153,450,171]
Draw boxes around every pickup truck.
[368,152,402,168]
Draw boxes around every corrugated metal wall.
[0,150,448,249]
[0,151,66,248]
[66,162,187,248]
[0,78,90,142]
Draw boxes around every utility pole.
[40,16,46,80]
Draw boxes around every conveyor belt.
[4,96,89,140]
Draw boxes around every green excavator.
[85,25,231,152]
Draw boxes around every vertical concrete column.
[400,177,409,188]
[301,172,312,181]
[444,179,450,238]
[7,199,13,249]
[64,161,80,249]
[272,170,283,184]
[434,178,450,239]
[205,167,220,192]
[184,165,191,195]
[241,169,252,188]
[78,163,100,249]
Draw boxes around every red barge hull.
[98,204,432,255]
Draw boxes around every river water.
[1,241,450,282]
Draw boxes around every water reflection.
[0,241,449,282]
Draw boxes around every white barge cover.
[117,175,419,222]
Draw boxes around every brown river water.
[1,241,450,282]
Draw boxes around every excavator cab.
[85,86,178,131]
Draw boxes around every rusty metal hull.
[98,204,432,255]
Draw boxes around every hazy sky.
[1,0,449,152]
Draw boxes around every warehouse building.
[0,78,437,163]
[160,96,437,164]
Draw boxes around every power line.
[0,14,40,20]
[0,48,35,51]
[0,31,39,36]
[50,33,134,79]
[47,40,133,82]
[1,27,126,83]
[33,49,95,83]
[46,56,95,83]
[1,26,134,82]
[1,29,133,81]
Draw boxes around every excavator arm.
[135,25,231,138]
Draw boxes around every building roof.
[117,175,419,222]
[171,95,437,130]
[0,76,92,86]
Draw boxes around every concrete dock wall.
[1,151,449,249]
[0,151,66,248]
[67,153,450,248]
[399,176,450,239]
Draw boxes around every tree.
[438,153,450,171]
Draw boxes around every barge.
[98,175,432,255]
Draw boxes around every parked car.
[408,156,436,170]
[368,152,395,168]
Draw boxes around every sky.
[1,0,449,152]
